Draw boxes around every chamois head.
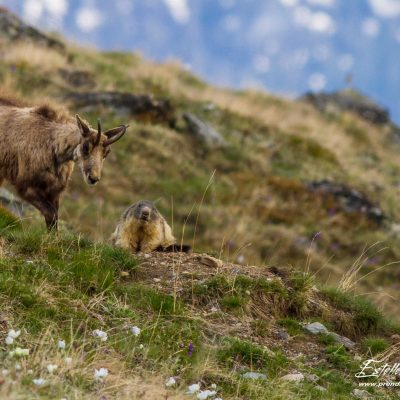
[74,115,128,185]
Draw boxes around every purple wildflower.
[188,342,194,356]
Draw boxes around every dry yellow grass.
[2,42,67,72]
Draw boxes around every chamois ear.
[76,114,90,138]
[103,124,129,146]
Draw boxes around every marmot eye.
[82,142,90,155]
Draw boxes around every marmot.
[110,200,191,253]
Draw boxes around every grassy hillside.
[3,37,400,317]
[1,8,400,399]
[1,207,399,399]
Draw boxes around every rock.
[301,89,389,125]
[391,334,400,343]
[281,373,304,382]
[305,322,328,335]
[241,372,267,380]
[198,255,223,269]
[315,385,327,392]
[329,332,356,350]
[305,373,319,383]
[352,388,372,399]
[0,188,29,217]
[275,328,290,340]
[183,113,226,147]
[58,68,95,89]
[65,92,176,127]
[0,8,64,51]
[308,180,385,225]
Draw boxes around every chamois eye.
[82,142,90,155]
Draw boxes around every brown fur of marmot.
[110,200,191,253]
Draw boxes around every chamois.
[0,97,129,230]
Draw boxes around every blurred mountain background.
[2,0,400,123]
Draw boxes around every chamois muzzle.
[88,175,99,185]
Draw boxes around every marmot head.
[133,200,159,223]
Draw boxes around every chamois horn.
[96,118,102,145]
[104,124,129,146]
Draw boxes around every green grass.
[361,337,390,356]
[325,345,351,369]
[287,271,315,316]
[318,333,338,346]
[217,337,289,377]
[0,206,21,230]
[221,295,246,310]
[277,317,304,336]
[320,288,384,335]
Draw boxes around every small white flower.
[94,368,108,380]
[139,344,144,349]
[1,369,8,376]
[33,378,46,386]
[64,357,72,365]
[92,329,108,342]
[211,384,217,389]
[197,390,216,400]
[27,369,33,374]
[26,260,34,264]
[8,329,21,339]
[14,364,21,371]
[58,340,66,349]
[9,347,29,357]
[165,377,176,387]
[187,383,200,394]
[5,336,14,345]
[47,364,58,373]
[131,326,141,336]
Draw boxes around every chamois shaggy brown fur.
[0,96,128,230]
[110,200,191,253]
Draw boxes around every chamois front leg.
[21,188,59,231]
